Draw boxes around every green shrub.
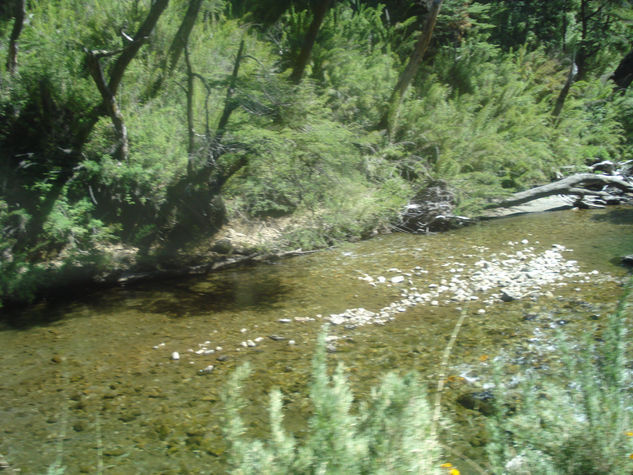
[487,281,633,474]
[222,328,444,474]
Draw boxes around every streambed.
[1,207,632,474]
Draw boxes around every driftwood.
[487,173,633,209]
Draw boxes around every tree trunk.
[377,0,443,134]
[289,0,333,84]
[146,0,204,100]
[108,0,169,96]
[85,50,130,162]
[486,173,633,209]
[6,0,26,75]
[552,56,578,122]
[184,44,195,176]
[611,47,633,92]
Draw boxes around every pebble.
[171,352,180,361]
[198,365,214,374]
[278,318,292,323]
[288,340,296,345]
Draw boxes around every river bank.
[3,189,631,313]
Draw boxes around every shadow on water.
[590,206,633,225]
[134,270,290,317]
[0,265,291,330]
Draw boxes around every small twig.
[431,308,468,440]
[96,412,104,474]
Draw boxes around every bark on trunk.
[6,0,26,75]
[289,0,333,84]
[377,0,443,133]
[486,173,633,209]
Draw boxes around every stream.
[1,207,632,474]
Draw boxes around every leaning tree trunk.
[145,0,204,101]
[486,173,633,209]
[551,55,578,122]
[6,0,25,75]
[377,0,443,135]
[289,0,333,84]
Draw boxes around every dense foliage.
[1,0,632,304]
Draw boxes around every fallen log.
[486,173,633,209]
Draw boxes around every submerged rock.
[457,391,496,416]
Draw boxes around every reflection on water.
[0,207,632,474]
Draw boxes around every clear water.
[1,207,632,474]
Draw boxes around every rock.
[269,335,286,341]
[198,365,214,375]
[457,391,496,416]
[171,352,180,360]
[397,180,472,233]
[216,355,229,362]
[278,318,292,323]
[211,238,233,255]
[500,289,521,302]
[391,276,405,284]
[622,255,633,267]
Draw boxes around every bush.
[222,328,447,474]
[487,281,633,474]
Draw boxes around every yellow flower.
[626,431,633,437]
[440,462,460,474]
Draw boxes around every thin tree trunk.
[552,56,578,122]
[289,0,333,84]
[85,50,130,162]
[6,0,26,75]
[184,44,195,176]
[108,0,169,96]
[377,0,443,134]
[146,0,204,100]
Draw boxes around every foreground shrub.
[222,329,445,474]
[487,281,633,474]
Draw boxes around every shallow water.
[1,207,632,474]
